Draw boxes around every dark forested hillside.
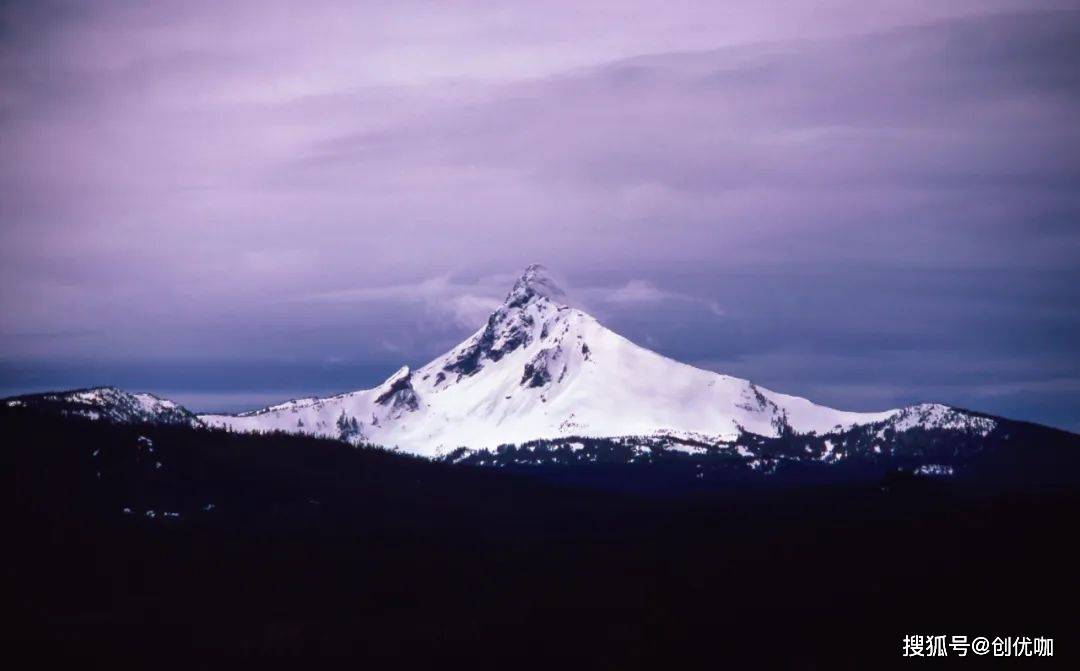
[6,406,1078,669]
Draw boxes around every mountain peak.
[505,264,566,307]
[5,386,201,427]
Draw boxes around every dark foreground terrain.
[6,406,1078,669]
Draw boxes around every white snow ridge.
[27,387,203,427]
[200,264,921,457]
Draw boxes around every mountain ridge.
[199,264,916,454]
[3,386,201,427]
[189,264,1011,457]
[6,265,1066,469]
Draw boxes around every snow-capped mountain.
[199,265,993,457]
[4,387,202,427]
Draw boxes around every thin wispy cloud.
[295,275,503,328]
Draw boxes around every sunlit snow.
[200,265,902,457]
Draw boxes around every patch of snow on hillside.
[819,439,837,462]
[914,464,955,477]
[667,444,709,455]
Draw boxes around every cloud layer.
[1,2,1078,429]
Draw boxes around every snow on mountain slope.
[6,387,203,427]
[200,265,938,457]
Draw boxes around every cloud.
[582,279,726,319]
[0,3,1077,429]
[295,275,503,329]
[605,280,669,304]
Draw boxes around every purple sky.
[1,1,1078,430]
